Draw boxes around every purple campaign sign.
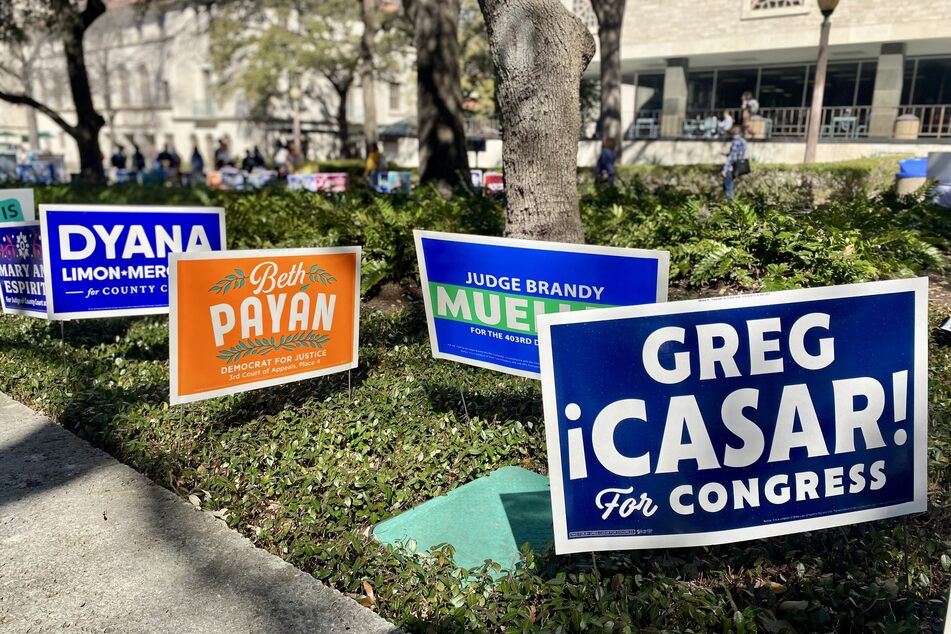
[0,221,46,318]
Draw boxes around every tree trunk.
[405,0,470,192]
[335,82,354,158]
[360,0,379,156]
[478,0,595,242]
[63,18,105,181]
[591,0,625,149]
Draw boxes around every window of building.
[51,74,64,109]
[803,62,877,109]
[634,73,664,115]
[752,0,805,8]
[757,65,808,109]
[138,64,151,106]
[688,71,715,112]
[822,63,859,107]
[714,68,759,110]
[903,58,951,105]
[201,68,213,102]
[117,64,131,106]
[742,0,808,19]
[901,59,916,105]
[855,62,877,106]
[388,82,400,112]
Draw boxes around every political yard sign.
[0,188,35,223]
[0,221,46,317]
[40,205,226,319]
[415,230,669,378]
[537,279,928,553]
[169,247,361,404]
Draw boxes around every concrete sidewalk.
[0,393,398,634]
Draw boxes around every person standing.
[110,145,127,170]
[595,137,618,187]
[722,124,748,200]
[190,146,205,179]
[364,143,382,185]
[740,91,760,135]
[157,145,173,169]
[132,144,146,172]
[214,139,231,169]
[252,146,266,168]
[241,150,255,172]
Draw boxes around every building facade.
[572,0,951,163]
[0,3,413,174]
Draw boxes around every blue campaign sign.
[538,279,928,553]
[414,230,669,378]
[40,205,226,319]
[0,221,46,318]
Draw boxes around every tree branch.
[82,0,107,30]
[0,89,75,136]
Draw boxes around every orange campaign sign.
[169,247,361,404]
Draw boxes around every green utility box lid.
[373,466,553,576]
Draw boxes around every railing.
[576,105,951,142]
[192,99,217,119]
[625,110,661,139]
[679,106,872,139]
[899,105,951,139]
[624,106,874,140]
[756,107,810,138]
[817,106,871,139]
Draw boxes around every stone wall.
[609,0,951,62]
[576,138,947,167]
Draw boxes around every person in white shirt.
[718,110,735,138]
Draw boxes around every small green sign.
[0,198,23,222]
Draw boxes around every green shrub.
[33,184,504,295]
[601,156,910,208]
[581,183,945,291]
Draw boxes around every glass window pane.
[635,74,664,114]
[758,65,807,108]
[856,62,877,106]
[804,62,858,107]
[912,58,951,105]
[901,59,916,105]
[714,69,759,110]
[688,71,715,112]
[823,63,859,107]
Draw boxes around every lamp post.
[289,85,303,157]
[804,0,840,163]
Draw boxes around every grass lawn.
[1,176,949,631]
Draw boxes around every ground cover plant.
[0,169,949,631]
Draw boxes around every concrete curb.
[0,393,399,633]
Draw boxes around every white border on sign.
[537,277,929,554]
[0,189,36,222]
[39,205,227,320]
[945,584,951,633]
[168,246,362,405]
[0,220,47,318]
[413,229,671,380]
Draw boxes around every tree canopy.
[209,0,408,157]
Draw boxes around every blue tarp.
[898,158,928,179]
